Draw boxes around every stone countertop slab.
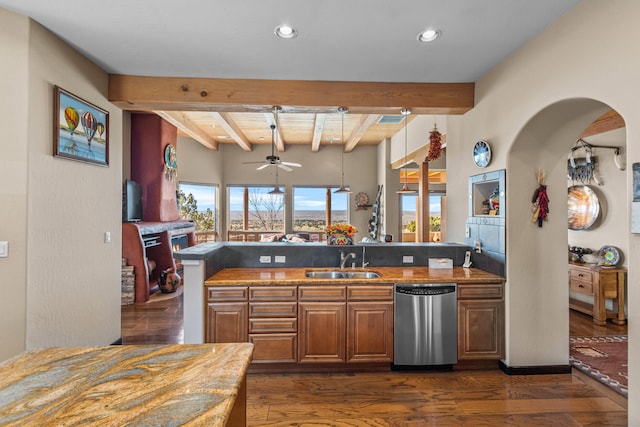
[205,266,504,286]
[0,343,253,426]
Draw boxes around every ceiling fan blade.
[277,164,293,172]
[256,163,271,171]
[243,161,267,165]
[281,161,302,168]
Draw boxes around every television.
[122,179,143,222]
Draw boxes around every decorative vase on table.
[325,224,357,245]
[327,233,354,245]
[158,268,181,293]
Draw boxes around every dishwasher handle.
[395,285,456,296]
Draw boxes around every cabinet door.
[347,302,393,362]
[457,299,504,360]
[298,302,346,363]
[205,302,248,343]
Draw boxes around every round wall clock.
[473,140,491,168]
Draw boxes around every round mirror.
[568,185,600,230]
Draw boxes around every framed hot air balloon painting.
[53,86,109,166]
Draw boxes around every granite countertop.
[205,266,504,286]
[0,343,253,426]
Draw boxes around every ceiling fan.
[244,124,301,171]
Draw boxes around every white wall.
[448,1,639,421]
[10,17,122,357]
[0,8,29,360]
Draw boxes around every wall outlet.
[0,241,7,258]
[104,231,111,243]
[402,255,414,264]
[275,255,286,263]
[259,255,271,263]
[465,226,470,238]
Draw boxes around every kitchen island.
[0,343,253,426]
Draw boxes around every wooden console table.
[568,261,626,325]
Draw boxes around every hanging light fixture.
[334,107,351,193]
[397,108,416,194]
[268,124,284,194]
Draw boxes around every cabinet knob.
[578,284,584,288]
[578,273,584,277]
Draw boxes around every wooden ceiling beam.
[344,114,382,152]
[311,114,326,153]
[209,112,252,151]
[579,109,625,138]
[109,75,475,114]
[153,111,218,150]
[391,134,447,169]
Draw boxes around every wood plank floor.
[121,294,628,426]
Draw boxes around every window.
[400,192,443,242]
[227,186,285,239]
[178,182,218,242]
[293,186,349,233]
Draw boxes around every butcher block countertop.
[205,266,504,286]
[0,343,253,426]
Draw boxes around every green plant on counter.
[403,217,441,233]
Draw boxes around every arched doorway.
[504,98,628,371]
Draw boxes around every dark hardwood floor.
[121,293,628,426]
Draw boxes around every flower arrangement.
[324,223,357,237]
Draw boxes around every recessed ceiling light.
[417,29,441,43]
[274,25,298,39]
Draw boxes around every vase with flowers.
[325,223,357,245]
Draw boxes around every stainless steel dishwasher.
[393,283,457,367]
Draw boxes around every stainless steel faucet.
[340,251,356,269]
[362,246,369,268]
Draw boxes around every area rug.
[147,284,183,303]
[570,335,627,397]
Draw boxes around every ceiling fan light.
[274,25,297,39]
[417,29,441,43]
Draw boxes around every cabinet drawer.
[348,286,393,301]
[249,333,297,363]
[250,286,297,301]
[250,302,297,318]
[207,287,248,302]
[249,318,297,333]
[570,268,593,283]
[569,278,593,294]
[299,286,347,301]
[457,284,503,299]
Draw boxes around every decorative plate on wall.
[597,245,620,267]
[568,185,600,230]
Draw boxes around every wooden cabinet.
[249,286,297,363]
[205,287,248,343]
[457,283,504,360]
[568,262,626,325]
[347,286,393,363]
[298,285,394,364]
[298,286,347,363]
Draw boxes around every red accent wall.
[131,113,180,222]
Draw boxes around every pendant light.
[397,108,416,194]
[268,124,284,194]
[334,107,351,193]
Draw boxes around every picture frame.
[53,86,109,167]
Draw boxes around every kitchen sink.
[343,271,380,279]
[305,270,380,279]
